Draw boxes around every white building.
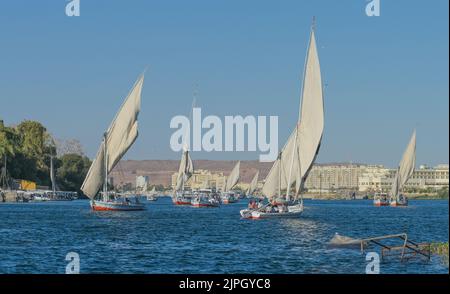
[136,175,149,191]
[303,163,449,193]
[358,164,449,192]
[304,163,368,192]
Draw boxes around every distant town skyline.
[0,0,448,167]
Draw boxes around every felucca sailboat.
[246,171,259,198]
[81,74,145,211]
[191,160,220,208]
[389,130,416,207]
[220,161,241,204]
[173,145,194,205]
[241,20,324,219]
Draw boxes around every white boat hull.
[191,198,220,208]
[240,204,303,219]
[390,199,408,207]
[91,200,146,211]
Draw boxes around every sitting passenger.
[257,200,263,209]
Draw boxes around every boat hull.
[240,204,303,219]
[173,199,192,205]
[221,198,238,204]
[91,200,146,211]
[191,199,220,208]
[172,194,193,205]
[373,199,389,206]
[191,203,219,208]
[390,200,408,207]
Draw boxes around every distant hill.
[110,160,273,187]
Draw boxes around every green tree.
[56,153,91,197]
[0,120,19,159]
[437,187,449,199]
[13,120,56,185]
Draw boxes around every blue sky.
[0,0,448,167]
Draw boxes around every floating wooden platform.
[359,233,431,262]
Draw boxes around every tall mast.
[103,132,108,201]
[278,152,282,200]
[286,126,299,202]
[51,155,56,196]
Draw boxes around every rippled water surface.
[0,198,448,273]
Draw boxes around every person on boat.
[248,200,254,209]
[257,199,263,209]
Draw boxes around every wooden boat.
[373,192,389,206]
[245,171,259,199]
[389,197,408,207]
[220,161,240,204]
[91,193,144,211]
[172,101,195,206]
[81,73,146,211]
[146,187,158,201]
[389,131,416,207]
[221,191,238,204]
[241,20,324,220]
[240,203,303,219]
[191,193,220,207]
[172,191,193,205]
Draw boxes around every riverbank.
[305,192,449,200]
[431,242,449,266]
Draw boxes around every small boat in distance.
[245,171,259,199]
[373,192,389,206]
[389,130,416,207]
[146,186,158,201]
[220,161,240,204]
[172,145,194,205]
[191,189,220,207]
[81,73,146,211]
[241,19,324,219]
[32,193,51,202]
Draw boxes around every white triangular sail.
[225,161,240,192]
[295,28,324,196]
[247,171,259,195]
[261,24,324,201]
[262,129,299,199]
[50,156,59,192]
[175,147,194,191]
[262,158,281,199]
[81,75,144,199]
[390,130,416,201]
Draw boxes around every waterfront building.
[358,164,449,192]
[136,175,149,191]
[171,169,227,190]
[303,163,368,192]
[303,163,449,193]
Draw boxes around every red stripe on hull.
[191,203,218,207]
[174,201,191,205]
[373,201,389,207]
[91,205,144,211]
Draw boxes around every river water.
[0,198,448,273]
